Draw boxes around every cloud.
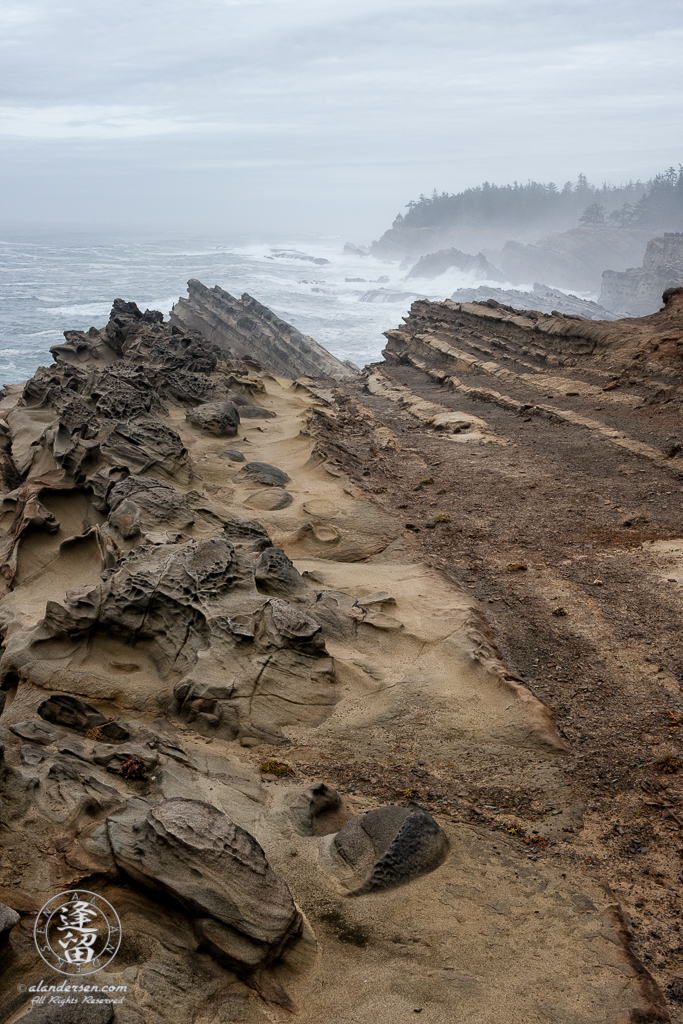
[0,0,681,232]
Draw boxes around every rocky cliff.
[170,279,358,380]
[0,292,681,1023]
[599,234,683,316]
[498,226,653,293]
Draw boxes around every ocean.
[0,233,501,385]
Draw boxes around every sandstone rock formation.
[600,233,683,315]
[0,294,677,1023]
[170,279,359,380]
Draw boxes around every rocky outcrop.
[498,226,653,293]
[449,283,619,320]
[405,247,504,282]
[170,279,358,380]
[107,798,303,971]
[599,234,683,315]
[0,293,675,1024]
[324,803,448,894]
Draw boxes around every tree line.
[392,167,683,234]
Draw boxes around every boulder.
[37,694,108,733]
[107,798,302,972]
[186,401,240,437]
[332,803,448,894]
[237,462,291,488]
[254,547,307,597]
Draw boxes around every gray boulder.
[333,803,448,894]
[38,694,129,741]
[186,401,240,437]
[107,798,302,972]
[237,462,291,487]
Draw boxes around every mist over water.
[0,233,536,386]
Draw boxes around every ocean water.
[0,233,505,386]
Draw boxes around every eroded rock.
[186,401,240,437]
[330,803,448,894]
[107,798,303,972]
[238,462,291,488]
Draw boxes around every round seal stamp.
[34,890,121,975]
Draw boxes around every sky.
[1,0,681,241]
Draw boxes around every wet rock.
[332,803,448,894]
[107,798,303,973]
[238,462,291,488]
[406,247,504,282]
[186,401,241,437]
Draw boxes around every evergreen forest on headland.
[392,167,683,236]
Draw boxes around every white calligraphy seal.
[34,890,121,975]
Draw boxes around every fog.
[1,0,681,240]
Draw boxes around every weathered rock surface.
[0,901,20,941]
[238,461,291,487]
[107,798,302,969]
[600,233,683,315]
[170,279,359,380]
[186,401,240,436]
[328,803,448,894]
[0,293,675,1024]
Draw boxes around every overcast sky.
[1,0,681,240]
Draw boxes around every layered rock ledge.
[170,278,359,380]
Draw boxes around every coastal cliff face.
[0,292,681,1022]
[599,234,683,316]
[498,226,653,293]
[170,279,358,380]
